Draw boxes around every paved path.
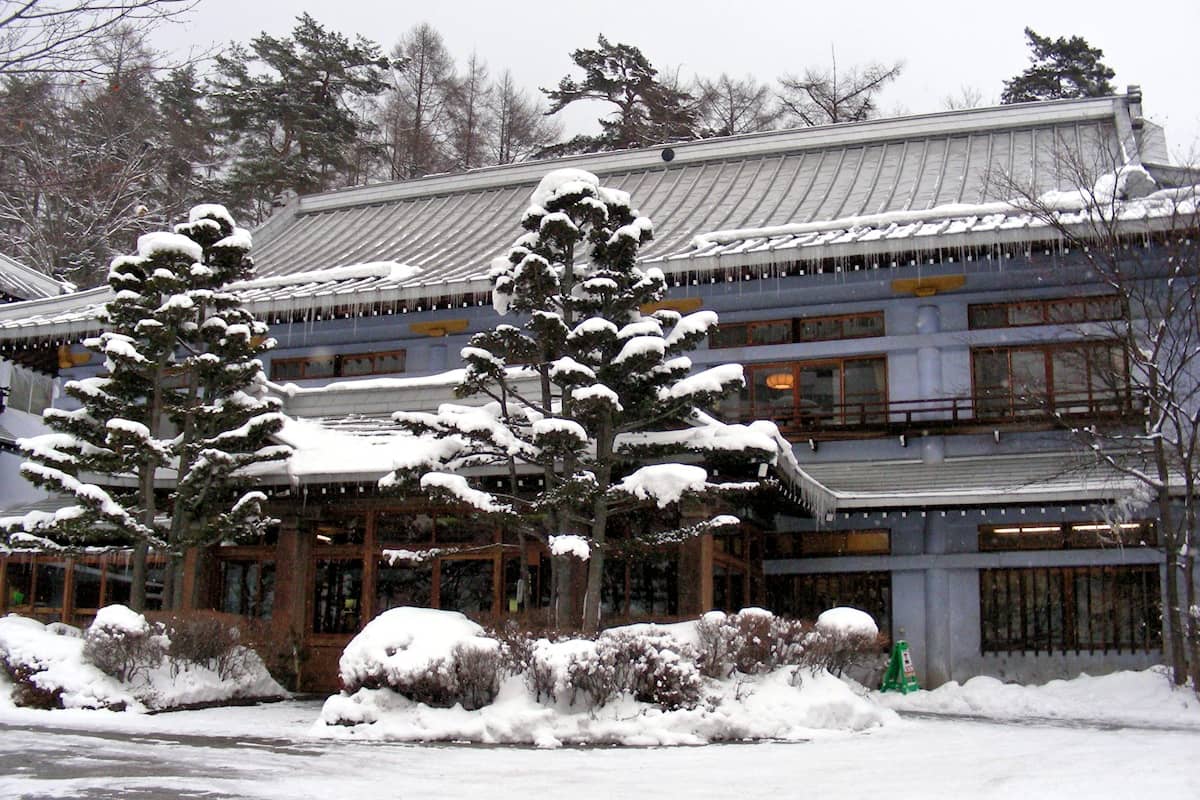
[2,708,1198,799]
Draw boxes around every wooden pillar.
[361,510,377,624]
[699,534,715,613]
[62,557,76,624]
[271,513,306,641]
[181,548,200,611]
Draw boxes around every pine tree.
[385,170,775,630]
[1001,28,1116,104]
[5,205,287,609]
[542,36,697,155]
[210,14,390,223]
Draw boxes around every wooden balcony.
[726,389,1143,441]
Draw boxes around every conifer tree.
[542,36,697,155]
[1001,28,1116,104]
[5,205,287,609]
[385,170,777,630]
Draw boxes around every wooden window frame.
[739,356,888,430]
[968,295,1122,330]
[709,311,884,349]
[979,521,1157,552]
[970,340,1132,420]
[269,349,406,381]
[980,565,1161,654]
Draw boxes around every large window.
[764,529,890,559]
[969,295,1121,330]
[710,311,884,349]
[972,342,1131,420]
[220,560,276,619]
[438,559,494,615]
[312,559,363,634]
[602,555,680,618]
[376,560,433,612]
[732,357,887,431]
[270,349,406,381]
[979,521,1156,552]
[980,565,1161,653]
[765,571,890,639]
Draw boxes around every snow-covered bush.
[695,608,881,679]
[338,607,501,710]
[600,630,703,711]
[162,613,251,682]
[807,607,884,677]
[83,605,168,683]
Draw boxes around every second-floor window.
[971,342,1131,419]
[727,357,887,430]
[270,349,406,381]
[968,295,1122,329]
[709,311,884,349]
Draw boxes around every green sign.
[880,640,920,694]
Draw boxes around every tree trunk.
[129,539,148,612]
[552,554,572,629]
[1155,439,1188,684]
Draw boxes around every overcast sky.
[153,0,1200,162]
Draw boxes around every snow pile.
[817,607,879,639]
[877,667,1200,729]
[615,463,710,507]
[548,534,590,560]
[0,609,285,713]
[317,607,895,746]
[338,607,499,697]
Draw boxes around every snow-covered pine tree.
[386,169,776,631]
[5,205,287,610]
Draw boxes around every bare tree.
[997,149,1200,691]
[446,51,491,171]
[941,85,991,111]
[488,68,559,165]
[778,49,902,126]
[0,0,195,76]
[695,73,781,137]
[384,22,456,180]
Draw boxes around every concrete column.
[916,303,946,464]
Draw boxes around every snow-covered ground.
[876,666,1200,729]
[0,701,1197,799]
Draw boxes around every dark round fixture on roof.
[661,147,675,162]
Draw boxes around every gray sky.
[154,0,1200,162]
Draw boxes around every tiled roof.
[0,94,1162,343]
[0,254,71,302]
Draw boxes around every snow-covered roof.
[0,254,72,303]
[787,451,1149,517]
[0,93,1171,345]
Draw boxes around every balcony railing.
[726,388,1142,440]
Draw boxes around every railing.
[726,388,1142,440]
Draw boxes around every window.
[438,559,494,615]
[5,561,32,608]
[73,563,103,610]
[980,565,1160,653]
[4,363,53,415]
[709,312,883,349]
[972,342,1131,419]
[602,555,679,618]
[220,560,275,619]
[376,560,433,611]
[765,571,890,639]
[979,521,1156,551]
[969,296,1121,329]
[270,349,406,381]
[764,529,890,559]
[312,559,363,634]
[731,357,887,430]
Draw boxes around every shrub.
[161,613,251,681]
[600,631,702,711]
[452,642,501,710]
[82,606,167,683]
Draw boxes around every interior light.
[765,372,794,390]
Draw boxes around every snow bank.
[876,667,1200,729]
[0,610,285,713]
[319,664,893,748]
[317,607,896,747]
